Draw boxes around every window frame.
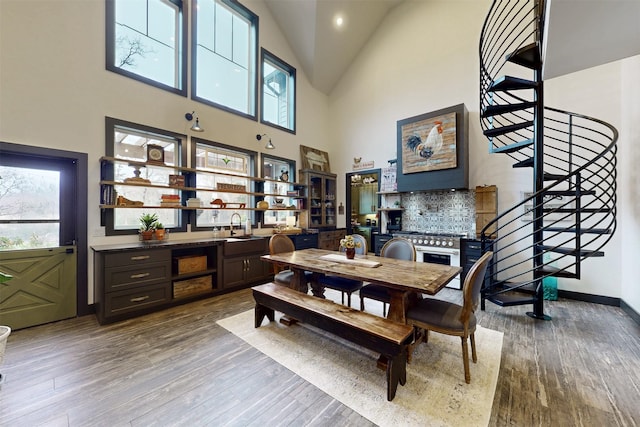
[191,0,259,121]
[104,117,188,236]
[260,153,297,227]
[189,137,258,232]
[105,0,188,96]
[260,48,296,134]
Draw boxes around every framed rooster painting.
[399,110,457,174]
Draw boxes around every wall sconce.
[185,111,204,132]
[256,133,275,149]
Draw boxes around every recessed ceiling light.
[333,14,346,30]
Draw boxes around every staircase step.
[543,207,613,214]
[506,42,541,69]
[543,227,612,235]
[483,121,534,138]
[488,76,538,92]
[543,173,566,181]
[481,101,537,118]
[539,266,578,278]
[544,189,597,196]
[492,138,534,154]
[485,293,537,307]
[536,244,605,257]
[513,157,533,168]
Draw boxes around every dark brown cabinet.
[318,229,346,250]
[222,238,271,289]
[299,169,337,229]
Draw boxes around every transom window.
[193,0,258,119]
[261,49,296,133]
[106,0,186,95]
[192,140,256,230]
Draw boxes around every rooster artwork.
[406,121,443,160]
[400,110,457,174]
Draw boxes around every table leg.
[280,268,308,326]
[309,272,325,298]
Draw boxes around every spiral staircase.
[478,0,618,319]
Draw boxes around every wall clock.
[147,144,165,164]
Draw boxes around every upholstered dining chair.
[359,238,416,316]
[318,233,367,307]
[406,251,493,384]
[268,234,313,290]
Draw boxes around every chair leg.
[470,332,477,363]
[382,302,387,317]
[461,337,471,384]
[347,292,352,307]
[341,291,345,305]
[360,295,365,311]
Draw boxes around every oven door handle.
[417,247,459,256]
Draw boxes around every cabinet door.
[245,255,268,283]
[222,258,246,288]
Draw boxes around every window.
[261,154,297,226]
[106,0,187,95]
[193,0,258,119]
[191,140,257,231]
[105,118,187,235]
[261,49,296,133]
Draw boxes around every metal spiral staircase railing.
[479,0,618,319]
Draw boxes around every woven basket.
[0,326,11,366]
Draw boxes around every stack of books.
[160,194,181,206]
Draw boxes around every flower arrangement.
[340,235,362,250]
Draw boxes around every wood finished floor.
[1,287,639,426]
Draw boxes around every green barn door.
[0,247,76,329]
[0,152,82,329]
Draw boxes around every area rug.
[217,303,503,427]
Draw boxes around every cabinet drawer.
[223,239,267,257]
[104,249,170,268]
[105,262,170,292]
[105,283,171,316]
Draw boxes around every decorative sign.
[352,160,374,171]
[381,166,397,192]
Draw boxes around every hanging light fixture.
[185,111,204,132]
[256,133,275,149]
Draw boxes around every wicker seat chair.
[359,238,416,316]
[318,234,367,307]
[268,234,313,290]
[406,251,493,383]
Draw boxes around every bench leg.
[255,303,275,328]
[385,350,407,401]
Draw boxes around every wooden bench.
[252,282,414,401]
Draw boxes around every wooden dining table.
[261,248,461,324]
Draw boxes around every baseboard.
[557,289,620,307]
[620,299,640,326]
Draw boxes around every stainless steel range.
[392,231,465,289]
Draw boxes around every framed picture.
[399,110,457,174]
[300,145,331,172]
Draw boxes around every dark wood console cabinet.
[93,237,271,324]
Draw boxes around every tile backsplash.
[401,189,476,236]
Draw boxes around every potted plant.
[154,222,165,240]
[139,213,158,240]
[340,235,362,259]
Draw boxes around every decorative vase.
[345,247,356,259]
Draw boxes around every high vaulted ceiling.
[264,0,402,95]
[264,0,640,95]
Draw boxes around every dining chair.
[268,234,313,290]
[406,251,493,384]
[359,238,416,316]
[318,234,367,307]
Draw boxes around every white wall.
[327,0,637,305]
[0,0,332,303]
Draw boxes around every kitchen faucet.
[230,212,242,235]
